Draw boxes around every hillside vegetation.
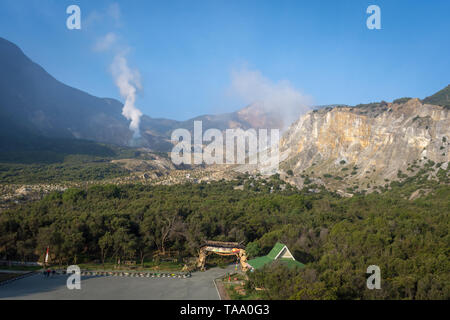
[422,84,450,108]
[0,168,448,300]
[0,138,170,184]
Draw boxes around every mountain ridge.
[0,37,134,148]
[1,36,449,193]
[0,37,288,152]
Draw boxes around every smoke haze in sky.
[93,32,118,52]
[229,67,313,129]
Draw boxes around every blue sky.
[0,0,449,120]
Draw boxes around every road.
[0,265,236,300]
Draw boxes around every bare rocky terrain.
[277,99,449,190]
[226,98,450,194]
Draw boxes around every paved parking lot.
[0,266,235,300]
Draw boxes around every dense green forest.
[0,161,129,184]
[0,142,169,183]
[0,170,448,300]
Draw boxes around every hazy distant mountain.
[138,107,286,152]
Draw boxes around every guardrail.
[79,271,191,278]
[0,269,192,288]
[43,270,192,279]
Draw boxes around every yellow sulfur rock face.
[280,99,450,189]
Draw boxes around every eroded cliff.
[280,98,449,192]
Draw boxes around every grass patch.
[0,265,42,271]
[223,282,262,300]
[0,273,22,282]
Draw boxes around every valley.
[0,36,449,301]
[1,89,449,211]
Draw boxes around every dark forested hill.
[0,38,288,153]
[0,37,134,149]
[422,84,450,108]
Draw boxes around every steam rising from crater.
[91,3,143,142]
[111,52,143,139]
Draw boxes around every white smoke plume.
[110,52,143,138]
[93,32,117,52]
[90,3,143,141]
[230,67,313,130]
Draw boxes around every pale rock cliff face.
[280,99,449,187]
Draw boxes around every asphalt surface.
[0,265,236,300]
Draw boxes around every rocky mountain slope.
[278,95,449,192]
[0,37,135,149]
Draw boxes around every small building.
[246,242,305,271]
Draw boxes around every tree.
[137,224,155,266]
[111,227,136,265]
[155,212,184,255]
[246,241,261,258]
[99,232,113,267]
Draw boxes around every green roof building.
[246,242,305,271]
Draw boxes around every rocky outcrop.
[279,99,449,188]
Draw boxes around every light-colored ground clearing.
[0,265,235,300]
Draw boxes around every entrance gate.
[197,241,248,272]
